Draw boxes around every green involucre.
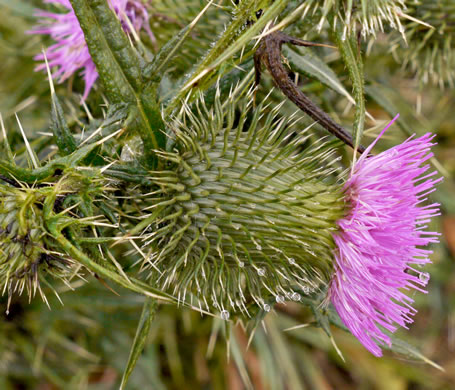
[127,89,346,316]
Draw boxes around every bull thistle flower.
[328,115,441,356]
[128,87,346,317]
[30,0,153,100]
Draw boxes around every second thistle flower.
[30,0,153,100]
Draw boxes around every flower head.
[123,89,346,317]
[30,0,153,100]
[329,115,441,357]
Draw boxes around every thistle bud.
[392,0,455,87]
[0,184,74,305]
[131,91,345,315]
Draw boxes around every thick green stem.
[69,0,166,167]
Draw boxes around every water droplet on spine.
[221,310,230,320]
[419,272,430,283]
[288,258,296,265]
[275,295,285,304]
[257,268,265,276]
[263,304,271,312]
[291,292,301,302]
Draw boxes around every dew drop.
[257,268,266,276]
[263,304,271,312]
[303,286,310,294]
[256,244,262,250]
[275,295,285,304]
[250,203,257,209]
[238,261,245,268]
[221,310,230,320]
[419,272,430,283]
[288,258,296,265]
[291,292,301,302]
[232,223,241,230]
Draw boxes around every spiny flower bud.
[130,90,346,316]
[0,183,74,307]
[303,0,408,39]
[392,0,455,87]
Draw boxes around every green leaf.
[166,0,288,114]
[332,28,365,158]
[386,335,444,371]
[120,298,157,390]
[50,93,77,156]
[144,1,214,81]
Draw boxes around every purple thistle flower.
[329,114,441,357]
[29,0,154,100]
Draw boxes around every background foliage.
[0,0,454,389]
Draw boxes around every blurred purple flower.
[329,114,441,357]
[30,0,153,100]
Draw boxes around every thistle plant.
[0,182,70,305]
[0,0,450,387]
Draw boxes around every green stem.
[69,0,165,167]
[52,230,175,302]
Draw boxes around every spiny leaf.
[120,298,157,390]
[332,26,365,161]
[386,335,444,371]
[166,0,288,114]
[50,93,77,156]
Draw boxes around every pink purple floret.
[329,115,441,357]
[29,0,153,100]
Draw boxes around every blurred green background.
[0,0,454,389]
